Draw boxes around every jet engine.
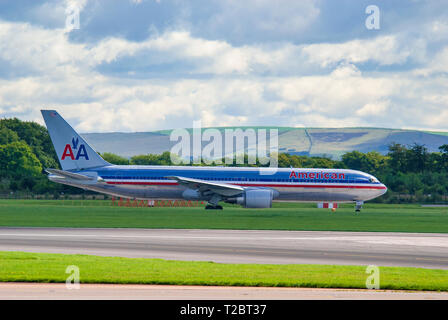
[226,188,274,208]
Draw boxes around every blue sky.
[0,0,447,132]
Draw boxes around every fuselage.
[50,165,387,203]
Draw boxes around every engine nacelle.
[232,189,274,208]
[182,188,201,200]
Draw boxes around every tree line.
[1,117,447,202]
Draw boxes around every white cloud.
[0,15,447,133]
[302,35,423,67]
[356,100,390,117]
[330,63,362,78]
[416,46,448,75]
[66,0,88,11]
[0,19,427,80]
[0,21,87,75]
[429,20,448,41]
[200,0,320,42]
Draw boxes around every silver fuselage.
[49,165,387,203]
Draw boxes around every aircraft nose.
[379,184,388,195]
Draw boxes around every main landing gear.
[205,194,223,210]
[355,201,364,213]
[205,204,223,210]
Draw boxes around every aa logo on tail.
[61,137,89,160]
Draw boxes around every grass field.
[1,251,447,291]
[0,199,447,233]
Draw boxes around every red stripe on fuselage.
[105,181,386,189]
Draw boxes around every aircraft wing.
[45,168,95,181]
[166,176,244,197]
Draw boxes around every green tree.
[0,118,59,169]
[406,143,429,172]
[101,152,129,165]
[0,126,19,145]
[341,150,387,174]
[388,143,408,172]
[277,153,301,168]
[130,151,183,165]
[0,141,42,178]
[302,156,338,169]
[439,144,448,171]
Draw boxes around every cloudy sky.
[0,0,447,132]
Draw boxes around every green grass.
[0,200,447,233]
[0,251,447,291]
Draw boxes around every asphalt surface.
[0,227,448,269]
[2,283,448,300]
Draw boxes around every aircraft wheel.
[205,205,223,210]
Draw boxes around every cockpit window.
[369,177,379,183]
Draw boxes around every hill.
[82,127,448,160]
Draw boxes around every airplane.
[41,110,387,211]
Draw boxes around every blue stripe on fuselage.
[77,166,380,185]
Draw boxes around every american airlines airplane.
[41,110,387,211]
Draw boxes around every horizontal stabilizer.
[45,168,94,181]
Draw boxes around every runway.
[0,227,448,269]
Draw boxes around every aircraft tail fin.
[41,110,110,171]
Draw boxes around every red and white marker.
[317,202,338,209]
